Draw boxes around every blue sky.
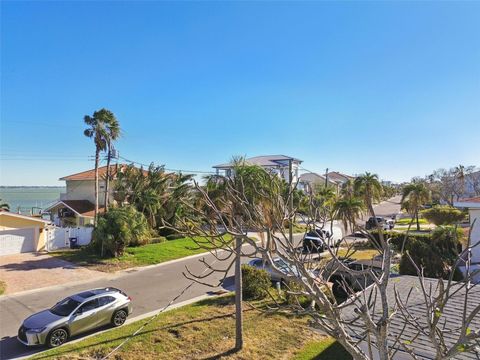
[1,1,479,186]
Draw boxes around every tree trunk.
[416,210,420,231]
[94,148,99,224]
[234,235,243,351]
[104,145,111,210]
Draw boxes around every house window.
[79,217,85,226]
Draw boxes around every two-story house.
[213,155,302,183]
[45,164,131,227]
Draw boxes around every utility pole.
[325,167,329,188]
[234,234,243,350]
[289,159,293,245]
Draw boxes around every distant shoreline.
[0,186,65,189]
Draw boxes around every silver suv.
[18,287,132,348]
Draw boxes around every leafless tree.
[168,165,480,360]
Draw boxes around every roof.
[340,275,480,359]
[0,211,51,224]
[213,155,302,169]
[60,164,148,181]
[44,200,104,218]
[299,172,339,185]
[454,197,480,209]
[326,171,353,182]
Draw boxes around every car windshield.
[273,258,299,275]
[50,297,81,316]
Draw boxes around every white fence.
[45,227,93,251]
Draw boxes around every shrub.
[92,206,151,257]
[421,206,466,226]
[369,231,431,252]
[241,264,271,300]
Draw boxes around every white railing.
[45,226,93,251]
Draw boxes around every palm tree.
[401,182,431,231]
[340,178,355,198]
[103,114,121,210]
[334,196,365,234]
[354,172,383,216]
[84,109,110,222]
[0,199,9,211]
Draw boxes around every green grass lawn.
[32,295,349,360]
[333,248,379,261]
[50,236,226,272]
[395,217,429,225]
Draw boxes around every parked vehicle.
[248,257,299,283]
[322,259,384,298]
[365,216,394,230]
[18,288,132,348]
[302,228,342,253]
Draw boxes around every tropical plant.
[91,205,151,257]
[0,199,9,211]
[84,108,119,221]
[114,163,193,234]
[401,182,431,231]
[353,172,383,216]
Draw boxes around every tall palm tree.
[103,115,121,209]
[84,110,109,223]
[354,172,383,216]
[401,182,431,231]
[0,199,9,211]
[334,196,365,234]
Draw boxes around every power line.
[118,155,216,175]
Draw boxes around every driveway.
[0,253,104,295]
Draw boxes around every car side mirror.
[74,308,83,316]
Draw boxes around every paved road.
[0,198,401,359]
[360,195,402,221]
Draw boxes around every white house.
[213,155,302,183]
[454,196,480,282]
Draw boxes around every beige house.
[45,165,121,226]
[45,164,148,227]
[0,211,51,255]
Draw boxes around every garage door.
[0,228,36,256]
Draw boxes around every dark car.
[365,216,394,230]
[302,229,339,253]
[323,259,398,298]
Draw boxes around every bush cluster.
[421,206,466,226]
[241,264,271,300]
[91,206,151,257]
[399,227,463,280]
[369,228,464,280]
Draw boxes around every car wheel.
[112,309,128,327]
[47,328,68,348]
